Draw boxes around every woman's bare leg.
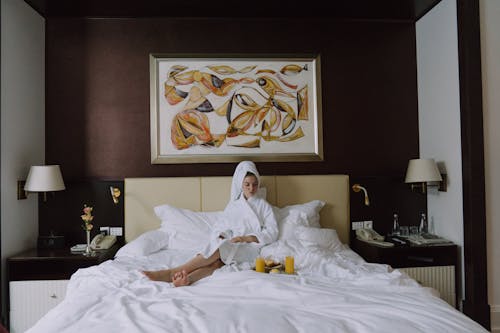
[143,269,174,282]
[143,250,221,282]
[172,259,224,287]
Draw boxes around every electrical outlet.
[100,226,110,235]
[110,227,123,236]
[364,220,373,229]
[352,221,365,230]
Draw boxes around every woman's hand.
[230,235,258,243]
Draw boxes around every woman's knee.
[210,259,224,269]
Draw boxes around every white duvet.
[27,241,487,333]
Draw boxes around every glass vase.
[83,229,94,256]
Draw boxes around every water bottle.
[429,216,435,234]
[419,213,428,234]
[392,213,400,236]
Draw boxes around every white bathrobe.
[198,161,278,264]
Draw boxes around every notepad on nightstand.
[70,244,87,253]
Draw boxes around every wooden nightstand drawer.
[351,238,457,268]
[7,244,120,281]
[375,245,457,268]
[9,259,95,281]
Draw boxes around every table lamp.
[404,158,444,193]
[24,165,66,201]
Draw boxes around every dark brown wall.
[42,17,423,242]
[350,176,427,235]
[45,17,419,180]
[39,180,124,245]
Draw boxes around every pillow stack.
[154,204,223,250]
[117,199,344,257]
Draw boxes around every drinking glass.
[410,226,419,236]
[285,256,294,274]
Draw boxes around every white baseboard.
[492,305,500,333]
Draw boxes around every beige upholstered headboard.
[124,175,350,244]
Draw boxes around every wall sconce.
[405,158,446,193]
[20,165,66,201]
[352,184,370,206]
[110,186,121,204]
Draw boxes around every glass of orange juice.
[285,256,294,274]
[255,256,265,273]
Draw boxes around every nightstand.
[351,238,458,308]
[7,244,120,333]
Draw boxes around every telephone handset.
[90,233,117,250]
[356,228,394,248]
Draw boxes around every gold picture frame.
[150,53,323,164]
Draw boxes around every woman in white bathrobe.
[144,161,278,287]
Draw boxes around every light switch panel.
[352,221,365,230]
[110,227,123,236]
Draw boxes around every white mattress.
[26,241,487,333]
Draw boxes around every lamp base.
[410,182,428,194]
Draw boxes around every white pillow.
[274,200,325,240]
[278,200,325,228]
[154,204,223,250]
[294,226,343,251]
[115,229,169,257]
[274,209,309,240]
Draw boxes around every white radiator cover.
[399,265,456,307]
[9,280,69,333]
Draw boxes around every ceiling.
[24,0,441,21]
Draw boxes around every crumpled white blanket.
[26,243,488,333]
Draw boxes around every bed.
[26,175,487,333]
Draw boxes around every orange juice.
[255,257,265,273]
[285,256,294,274]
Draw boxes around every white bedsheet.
[26,242,487,333]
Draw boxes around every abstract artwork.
[150,54,322,163]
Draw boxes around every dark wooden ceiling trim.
[414,0,442,20]
[456,0,490,330]
[24,0,441,21]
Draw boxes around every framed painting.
[150,53,323,164]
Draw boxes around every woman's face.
[242,175,259,199]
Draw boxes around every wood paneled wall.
[45,17,419,179]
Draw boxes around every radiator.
[399,265,456,307]
[9,280,69,333]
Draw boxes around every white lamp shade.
[405,158,442,183]
[24,165,66,192]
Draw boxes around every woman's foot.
[172,270,191,287]
[143,269,174,282]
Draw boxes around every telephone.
[356,228,394,248]
[90,233,117,250]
